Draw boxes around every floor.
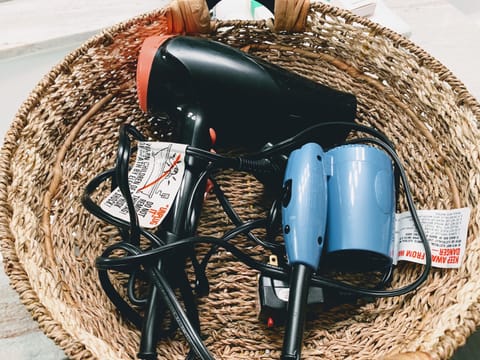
[0,0,479,359]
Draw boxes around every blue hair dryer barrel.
[324,144,395,272]
[281,143,327,359]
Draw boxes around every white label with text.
[391,207,471,268]
[100,141,187,228]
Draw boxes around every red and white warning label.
[100,141,187,229]
[391,207,471,268]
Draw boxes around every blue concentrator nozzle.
[324,144,395,272]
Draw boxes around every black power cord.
[82,122,432,360]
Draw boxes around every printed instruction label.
[392,207,471,268]
[100,141,187,228]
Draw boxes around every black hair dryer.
[137,35,357,148]
[134,34,358,359]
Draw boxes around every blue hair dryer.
[281,143,328,360]
[280,142,395,359]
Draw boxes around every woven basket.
[1,1,480,359]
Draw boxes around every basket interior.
[1,4,480,360]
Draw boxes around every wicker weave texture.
[1,3,480,360]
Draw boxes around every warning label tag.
[100,141,187,229]
[391,207,471,268]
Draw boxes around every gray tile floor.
[0,0,479,359]
[450,0,480,16]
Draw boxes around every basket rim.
[0,3,479,359]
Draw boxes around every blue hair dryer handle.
[282,143,328,270]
